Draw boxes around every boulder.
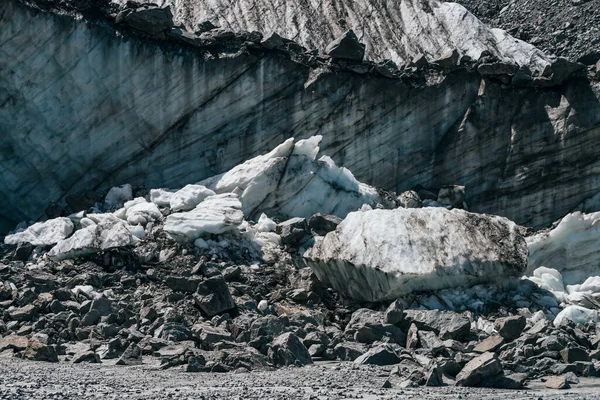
[345,309,405,344]
[402,310,471,341]
[561,347,590,363]
[4,218,74,247]
[495,315,526,341]
[334,341,367,361]
[116,343,142,365]
[268,332,312,367]
[261,32,285,49]
[277,218,309,246]
[383,300,403,325]
[307,214,342,236]
[166,276,203,293]
[456,352,503,387]
[305,208,527,302]
[194,275,235,317]
[397,190,422,208]
[433,49,460,69]
[22,339,58,362]
[545,375,570,389]
[474,336,505,353]
[437,185,466,209]
[9,304,37,322]
[325,29,365,61]
[354,343,402,365]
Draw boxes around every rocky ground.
[451,0,600,63]
[2,358,600,399]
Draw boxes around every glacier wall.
[1,0,599,232]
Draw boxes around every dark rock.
[261,32,285,50]
[477,62,519,77]
[116,343,142,365]
[0,335,29,352]
[325,29,365,61]
[81,309,101,327]
[544,58,585,84]
[268,332,312,367]
[194,275,235,317]
[425,365,444,386]
[418,330,445,355]
[484,372,528,389]
[495,315,526,341]
[381,379,392,388]
[402,310,470,341]
[9,304,37,322]
[474,336,505,353]
[374,60,397,78]
[166,275,202,293]
[397,190,422,208]
[116,6,173,36]
[354,343,402,366]
[195,20,217,34]
[410,54,428,68]
[561,347,590,363]
[22,339,58,362]
[456,352,503,387]
[307,214,342,236]
[194,324,232,347]
[545,375,570,389]
[276,218,309,246]
[434,49,460,69]
[14,243,33,262]
[249,315,286,340]
[156,323,193,342]
[223,266,242,282]
[89,296,112,317]
[72,350,101,363]
[383,300,403,325]
[186,355,207,372]
[334,341,367,361]
[437,185,466,209]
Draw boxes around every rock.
[156,323,193,342]
[346,308,405,344]
[13,242,33,261]
[194,275,235,317]
[166,276,202,293]
[277,218,309,246]
[4,218,74,246]
[406,323,419,349]
[596,60,600,79]
[22,339,58,362]
[354,344,402,365]
[456,352,503,387]
[334,342,368,361]
[117,6,174,36]
[163,194,244,242]
[81,309,101,326]
[307,214,342,236]
[305,208,527,302]
[561,347,590,363]
[484,372,528,389]
[268,332,312,367]
[402,310,471,341]
[0,335,29,352]
[195,20,217,34]
[545,375,570,389]
[72,350,101,363]
[383,300,403,325]
[261,32,285,49]
[434,49,460,69]
[89,296,112,317]
[474,336,505,353]
[418,331,445,355]
[437,185,466,209]
[249,315,286,340]
[325,29,365,61]
[9,304,37,322]
[397,190,422,208]
[116,343,142,366]
[425,365,444,386]
[186,356,206,372]
[477,62,519,77]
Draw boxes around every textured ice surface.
[304,208,527,302]
[169,184,216,212]
[163,193,244,241]
[4,217,74,247]
[554,305,598,327]
[200,136,382,221]
[527,211,600,285]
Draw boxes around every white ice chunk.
[199,136,382,221]
[553,305,598,327]
[80,218,96,228]
[4,217,74,247]
[256,213,277,233]
[579,276,600,294]
[527,211,600,285]
[104,184,133,208]
[304,208,527,302]
[169,184,216,212]
[163,193,244,242]
[150,188,176,207]
[125,201,162,226]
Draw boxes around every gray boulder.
[268,332,312,367]
[456,352,503,387]
[194,275,235,317]
[354,343,402,365]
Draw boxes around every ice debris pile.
[1,136,600,389]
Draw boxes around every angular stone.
[474,336,505,353]
[22,339,58,362]
[194,275,235,317]
[403,310,471,341]
[116,343,142,366]
[545,375,570,389]
[334,341,367,361]
[406,323,419,349]
[561,347,590,363]
[72,350,101,363]
[276,218,309,246]
[166,276,203,293]
[495,315,526,341]
[354,344,401,366]
[307,214,342,236]
[268,332,312,367]
[425,365,444,386]
[456,352,503,387]
[325,29,365,61]
[383,300,403,325]
[418,331,445,355]
[261,32,285,50]
[117,6,173,36]
[9,304,37,322]
[434,49,460,69]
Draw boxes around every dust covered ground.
[1,358,600,400]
